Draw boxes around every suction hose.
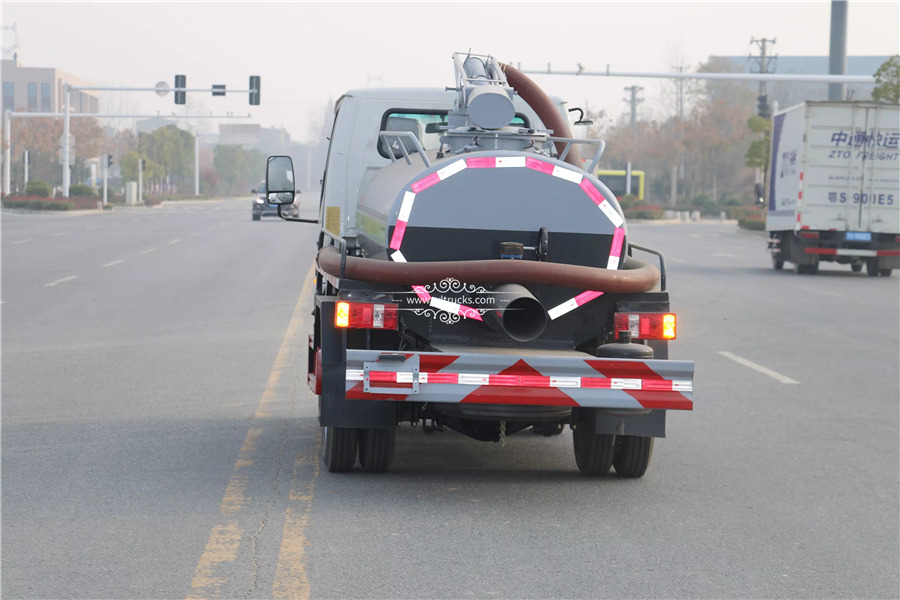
[316,245,660,294]
[499,62,582,168]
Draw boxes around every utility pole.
[750,37,777,118]
[623,85,643,137]
[622,86,643,198]
[672,65,688,122]
[828,0,848,101]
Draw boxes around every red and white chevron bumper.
[343,350,694,411]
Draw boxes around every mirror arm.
[278,205,318,223]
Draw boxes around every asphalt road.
[2,203,898,600]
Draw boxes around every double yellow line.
[187,266,318,600]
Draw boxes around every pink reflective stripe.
[459,305,484,322]
[579,178,604,205]
[525,157,555,174]
[574,290,603,306]
[412,285,432,303]
[466,156,496,168]
[610,228,625,258]
[389,220,408,250]
[411,172,441,192]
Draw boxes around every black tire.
[322,426,358,473]
[358,428,396,473]
[613,436,654,478]
[879,269,893,277]
[252,214,261,221]
[772,256,784,270]
[851,262,863,272]
[573,411,615,476]
[807,262,819,275]
[793,263,806,275]
[866,258,880,277]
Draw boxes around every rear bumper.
[342,349,693,411]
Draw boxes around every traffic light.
[107,154,113,168]
[249,76,261,105]
[140,158,146,170]
[175,74,186,105]
[757,94,769,119]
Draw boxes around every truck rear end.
[267,53,695,477]
[766,101,900,275]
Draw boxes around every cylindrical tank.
[356,150,626,271]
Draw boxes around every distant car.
[252,181,298,221]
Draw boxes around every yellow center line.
[187,265,317,600]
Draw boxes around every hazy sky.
[3,1,898,142]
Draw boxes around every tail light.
[798,231,820,239]
[335,301,399,330]
[614,312,676,340]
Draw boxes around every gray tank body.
[356,149,626,269]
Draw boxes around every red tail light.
[335,302,399,330]
[614,313,676,340]
[798,231,820,239]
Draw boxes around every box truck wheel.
[851,262,863,272]
[323,426,358,473]
[613,435,654,478]
[573,410,615,476]
[772,256,784,271]
[866,258,881,277]
[358,427,396,473]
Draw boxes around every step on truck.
[765,101,900,275]
[265,52,695,476]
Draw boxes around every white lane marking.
[141,248,157,255]
[103,259,126,268]
[797,285,844,298]
[169,239,181,245]
[12,239,32,245]
[51,232,70,237]
[717,351,799,384]
[45,275,78,287]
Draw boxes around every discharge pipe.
[484,284,549,342]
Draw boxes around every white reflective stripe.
[606,255,621,270]
[419,372,430,383]
[836,249,877,256]
[458,373,490,385]
[396,372,414,383]
[437,159,467,180]
[391,250,407,263]
[551,166,583,184]
[672,379,693,392]
[548,298,579,320]
[430,297,461,315]
[597,199,625,228]
[397,191,416,222]
[347,369,365,381]
[496,156,526,168]
[612,378,642,390]
[550,376,581,388]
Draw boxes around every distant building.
[2,55,100,115]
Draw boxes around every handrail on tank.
[628,243,667,292]
[378,131,432,168]
[549,137,606,173]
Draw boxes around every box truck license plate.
[846,232,872,242]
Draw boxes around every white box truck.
[766,101,900,276]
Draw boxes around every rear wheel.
[573,410,615,476]
[358,427,396,473]
[880,269,893,277]
[772,256,784,270]
[851,262,863,272]
[613,436,654,478]
[322,426,358,473]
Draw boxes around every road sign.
[155,81,170,97]
[59,134,75,149]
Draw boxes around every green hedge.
[25,180,52,197]
[738,215,766,230]
[623,205,665,220]
[726,206,766,220]
[3,198,76,211]
[68,184,97,197]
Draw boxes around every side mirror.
[266,155,296,204]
